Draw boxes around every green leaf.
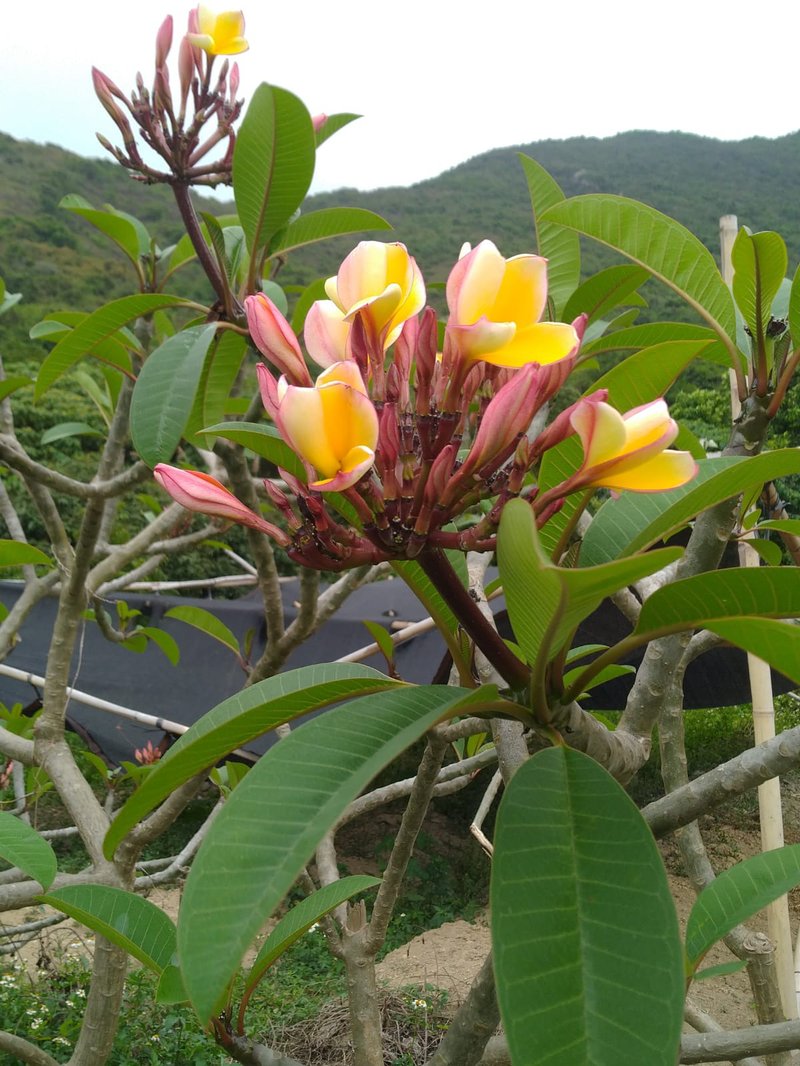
[315,112,360,148]
[362,620,395,664]
[103,664,403,859]
[580,450,800,566]
[0,375,32,402]
[164,605,240,656]
[291,278,328,333]
[0,540,51,568]
[36,294,192,397]
[59,194,143,266]
[0,287,22,317]
[518,154,580,316]
[41,421,104,444]
[562,662,635,696]
[693,960,749,982]
[492,747,683,1066]
[731,229,787,357]
[130,324,217,467]
[0,812,58,889]
[563,264,650,325]
[391,547,469,642]
[185,332,248,447]
[233,83,316,262]
[269,208,392,257]
[178,683,494,1021]
[789,263,800,349]
[201,421,305,479]
[139,627,180,666]
[685,845,800,969]
[745,538,783,567]
[590,340,713,410]
[543,195,739,360]
[107,206,152,258]
[583,322,733,368]
[156,964,188,1005]
[40,885,176,974]
[497,499,564,667]
[757,519,800,536]
[244,875,381,995]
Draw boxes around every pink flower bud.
[245,293,312,386]
[154,464,291,545]
[312,113,329,134]
[155,15,174,68]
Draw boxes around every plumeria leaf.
[492,747,683,1066]
[583,322,732,367]
[315,112,360,148]
[59,194,143,266]
[692,960,749,982]
[731,229,787,359]
[178,683,496,1022]
[789,264,800,349]
[244,875,381,995]
[201,421,306,479]
[0,541,51,568]
[543,195,739,361]
[744,538,783,567]
[590,340,714,410]
[580,450,800,566]
[156,965,188,1005]
[36,295,194,397]
[184,333,248,447]
[685,845,800,971]
[139,627,181,666]
[40,885,176,974]
[130,324,218,467]
[0,375,32,402]
[164,606,240,657]
[103,664,404,859]
[563,264,650,325]
[233,82,315,267]
[756,519,800,536]
[518,154,580,316]
[0,812,58,890]
[41,422,104,444]
[268,208,392,257]
[362,620,395,665]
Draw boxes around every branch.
[644,725,800,838]
[426,951,499,1066]
[0,1032,59,1066]
[0,435,151,500]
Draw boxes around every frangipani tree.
[2,7,800,1066]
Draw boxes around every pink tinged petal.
[450,240,506,324]
[336,241,389,312]
[155,16,173,67]
[256,364,282,424]
[465,364,541,471]
[344,283,404,331]
[304,300,351,368]
[245,294,311,386]
[310,447,376,491]
[186,32,214,49]
[317,359,368,395]
[154,464,289,543]
[591,451,698,492]
[446,318,517,360]
[571,400,628,468]
[621,399,678,451]
[312,113,329,133]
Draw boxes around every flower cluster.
[156,240,696,570]
[92,6,247,186]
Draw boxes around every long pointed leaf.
[492,746,683,1066]
[233,83,315,261]
[40,885,176,973]
[731,229,787,356]
[35,294,192,397]
[60,194,142,266]
[543,195,739,361]
[268,207,392,257]
[130,324,218,467]
[0,812,57,889]
[178,683,496,1021]
[103,664,403,859]
[518,154,580,315]
[563,264,649,326]
[686,845,800,969]
[244,875,381,995]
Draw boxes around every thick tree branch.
[0,1031,60,1066]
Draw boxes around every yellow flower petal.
[594,450,697,492]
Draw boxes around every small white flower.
[308,923,320,933]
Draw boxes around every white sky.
[2,0,799,196]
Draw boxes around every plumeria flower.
[245,293,313,386]
[187,5,248,55]
[304,241,425,366]
[571,398,697,492]
[258,361,379,492]
[445,240,579,368]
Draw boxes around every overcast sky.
[3,0,799,196]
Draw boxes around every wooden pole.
[720,214,797,1020]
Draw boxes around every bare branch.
[0,1031,60,1066]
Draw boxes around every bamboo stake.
[720,214,796,1020]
